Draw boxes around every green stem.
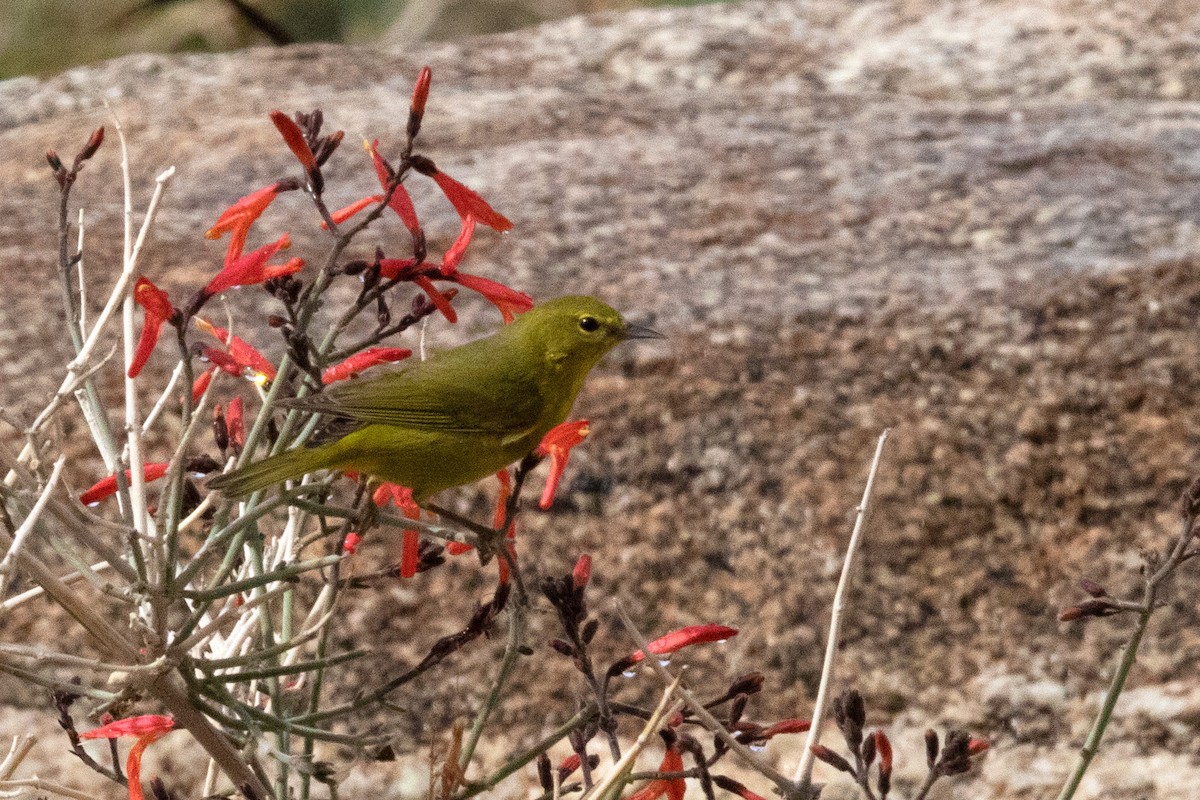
[180,556,341,601]
[458,596,527,773]
[453,706,598,800]
[1054,604,1154,800]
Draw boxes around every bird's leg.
[356,477,381,532]
[422,500,529,604]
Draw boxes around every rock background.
[3,1,1200,798]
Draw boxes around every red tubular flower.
[712,777,767,800]
[440,215,475,275]
[535,420,590,509]
[128,278,175,378]
[874,730,893,777]
[80,463,170,505]
[491,469,517,584]
[373,482,421,578]
[81,714,175,800]
[206,183,282,263]
[321,347,413,384]
[447,272,533,324]
[227,396,245,454]
[626,746,684,800]
[760,719,812,738]
[429,171,513,231]
[557,752,581,778]
[367,140,421,235]
[343,531,362,555]
[200,347,246,378]
[269,110,317,172]
[204,234,303,296]
[191,367,215,403]
[323,195,384,228]
[195,318,277,383]
[629,624,739,663]
[411,66,432,119]
[572,554,592,590]
[414,275,458,323]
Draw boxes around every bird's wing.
[287,341,546,435]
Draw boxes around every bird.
[207,295,661,502]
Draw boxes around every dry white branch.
[0,456,66,594]
[0,776,103,800]
[0,737,35,782]
[793,429,890,790]
[0,561,113,612]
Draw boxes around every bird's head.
[517,295,662,371]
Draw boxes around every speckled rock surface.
[3,2,1200,798]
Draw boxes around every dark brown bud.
[1058,598,1121,622]
[267,314,288,328]
[79,127,105,161]
[934,730,973,776]
[537,752,552,791]
[861,731,876,767]
[729,694,747,727]
[729,672,765,697]
[212,405,228,452]
[607,657,637,678]
[925,729,939,768]
[1079,578,1107,597]
[548,639,576,658]
[186,454,222,474]
[46,149,64,173]
[1183,477,1200,519]
[409,154,437,175]
[315,130,344,167]
[833,689,865,750]
[582,618,599,644]
[810,745,854,775]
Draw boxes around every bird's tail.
[207,444,336,498]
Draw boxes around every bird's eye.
[579,316,600,332]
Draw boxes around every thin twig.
[0,456,66,595]
[0,737,36,783]
[794,430,889,793]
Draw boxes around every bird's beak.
[622,322,665,340]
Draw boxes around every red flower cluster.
[80,715,175,800]
[195,317,276,385]
[129,278,176,378]
[536,420,590,509]
[321,347,412,384]
[626,746,684,800]
[203,183,303,300]
[373,482,422,578]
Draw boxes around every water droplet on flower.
[716,639,728,645]
[622,669,638,679]
[86,501,100,508]
[657,658,672,667]
[749,743,766,753]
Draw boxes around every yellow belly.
[328,423,541,501]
